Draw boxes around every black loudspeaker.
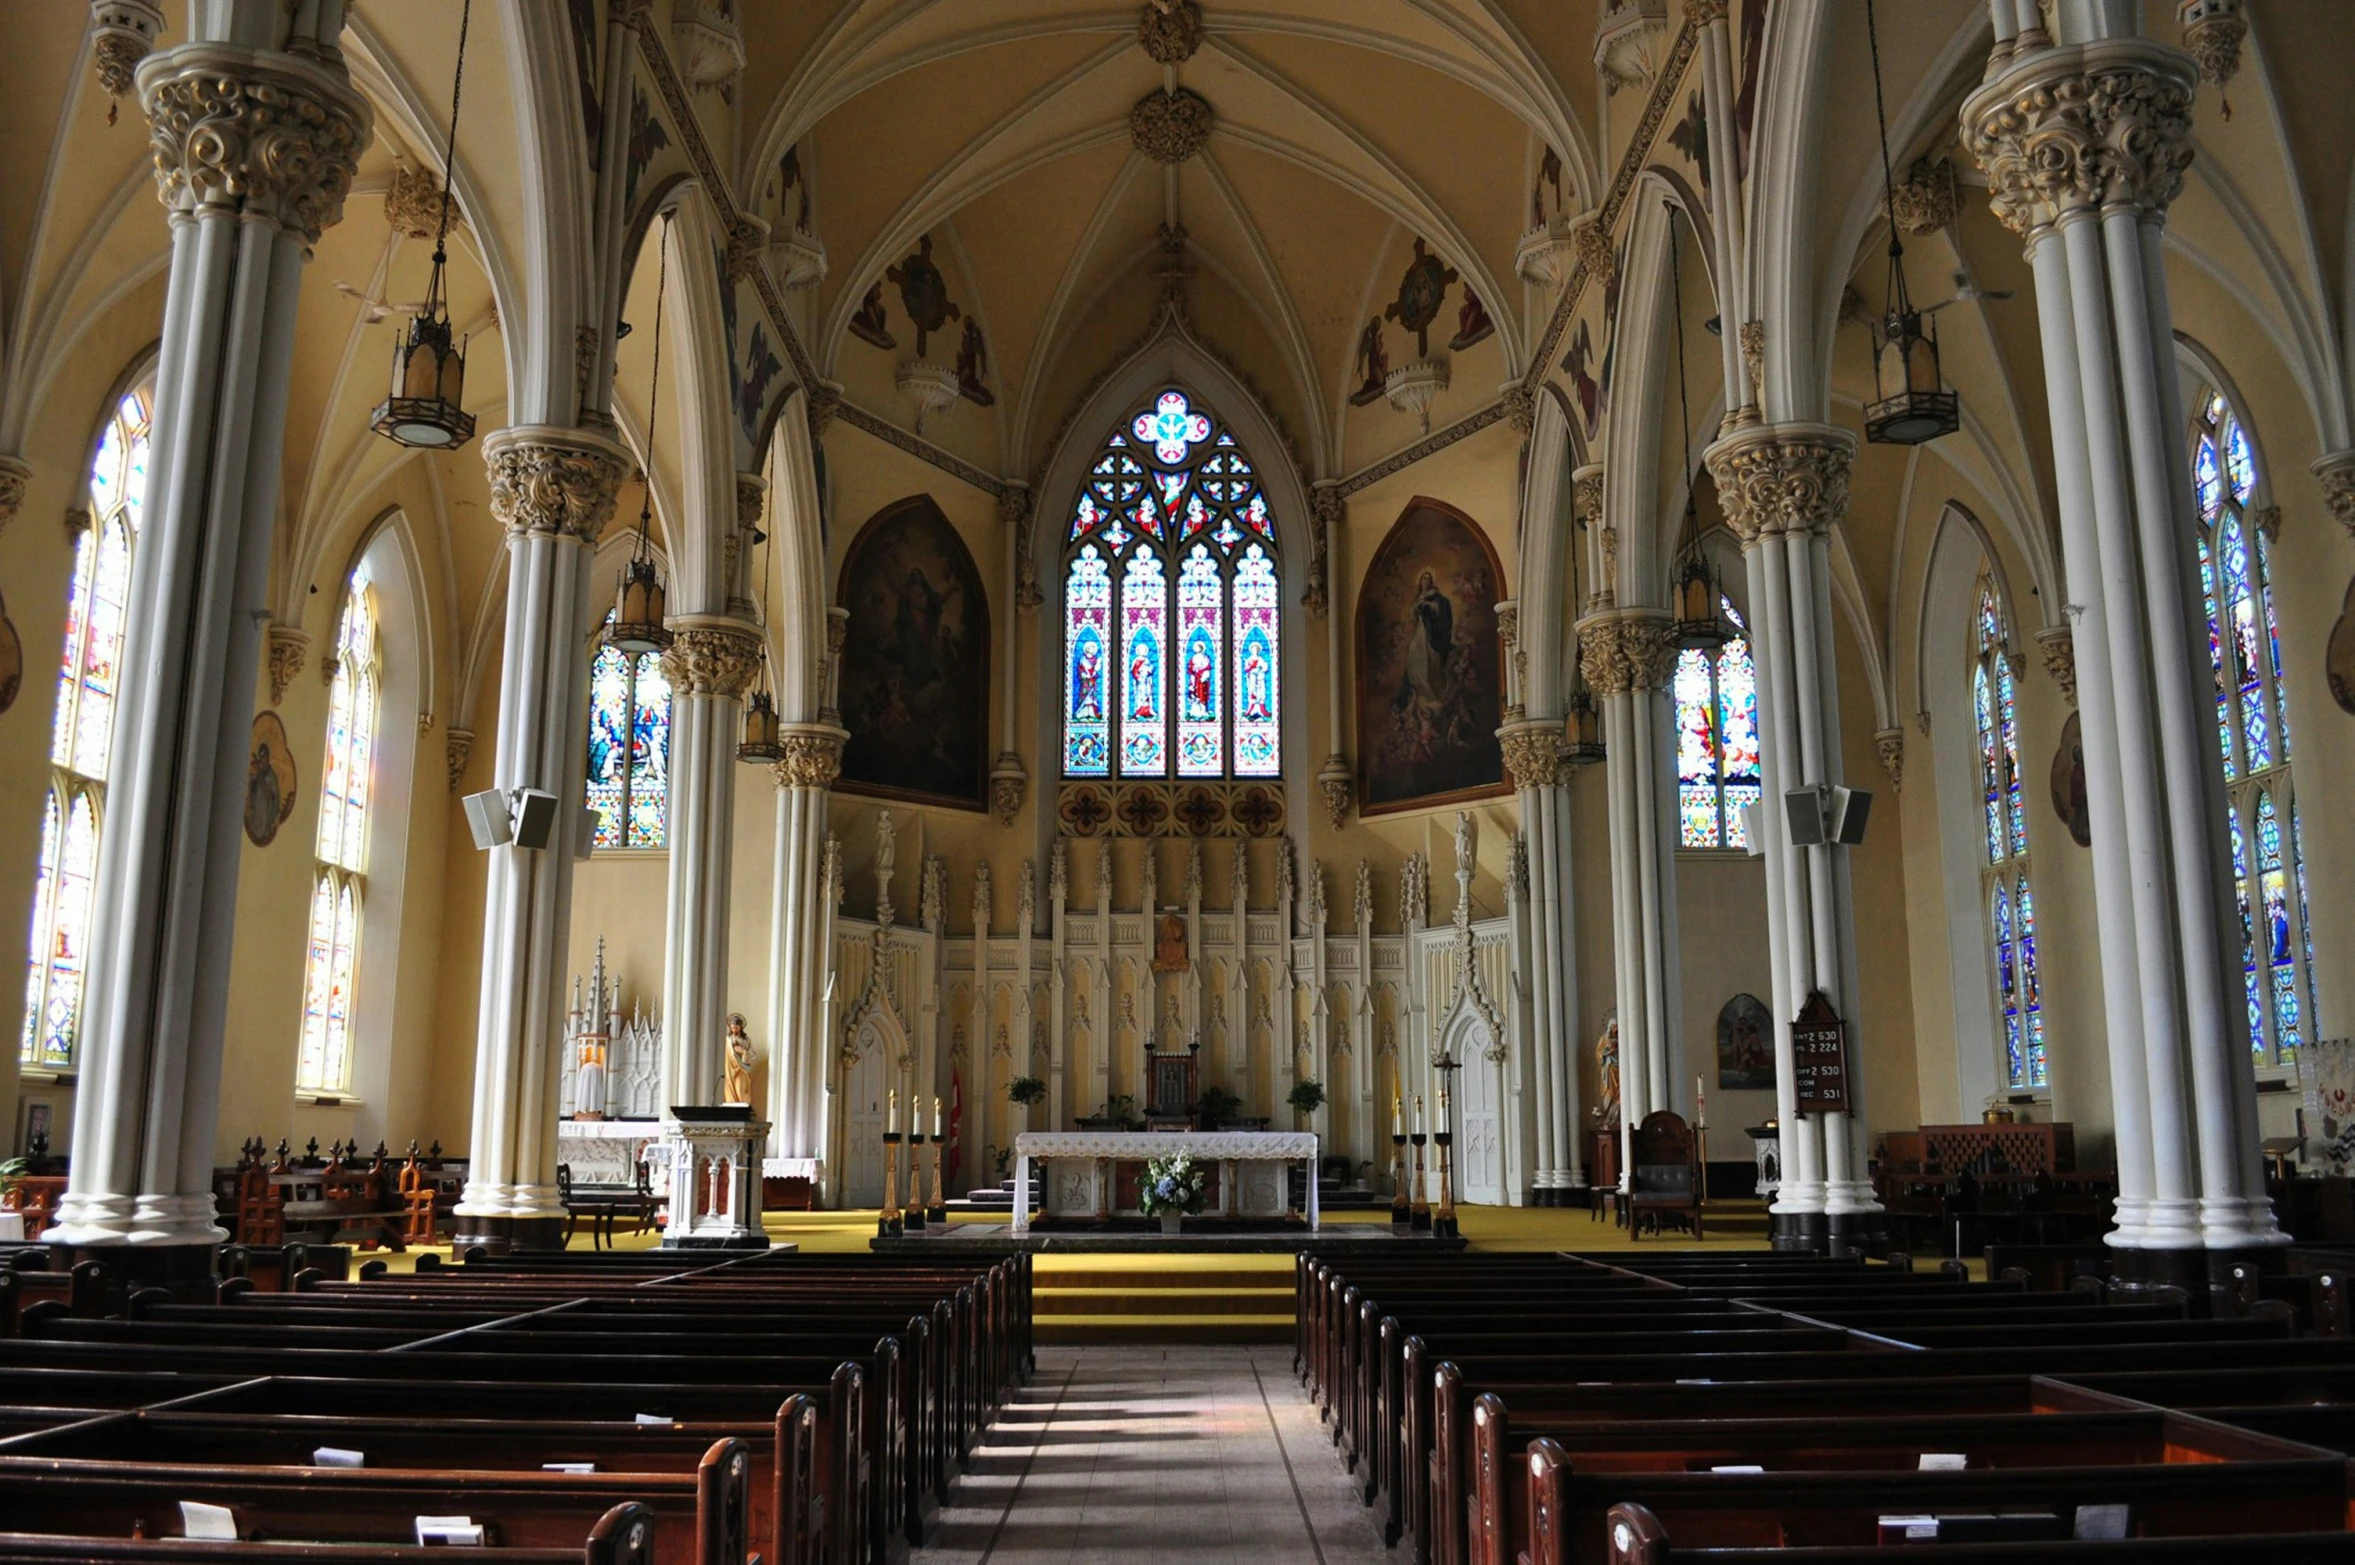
[510,788,561,850]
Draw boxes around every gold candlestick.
[1409,1094,1431,1232]
[927,1095,947,1222]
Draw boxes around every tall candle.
[1413,1095,1425,1136]
[1392,1090,1403,1137]
[1696,1075,1706,1124]
[934,1096,945,1139]
[887,1089,897,1134]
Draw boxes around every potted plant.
[1288,1078,1327,1128]
[0,1156,23,1210]
[1138,1149,1208,1234]
[1197,1085,1242,1130]
[1006,1075,1045,1132]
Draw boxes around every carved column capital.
[1501,383,1536,437]
[265,625,311,705]
[1704,420,1855,544]
[774,722,848,791]
[989,752,1028,825]
[1570,212,1617,290]
[1316,753,1353,830]
[0,455,30,534]
[481,425,631,541]
[383,163,460,242]
[139,43,372,250]
[735,471,768,532]
[1961,39,2198,237]
[1498,719,1562,791]
[2312,450,2355,541]
[2178,0,2247,92]
[1577,611,1678,696]
[660,616,764,699]
[805,382,842,440]
[1002,482,1042,611]
[724,216,769,283]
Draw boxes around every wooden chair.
[1626,1110,1702,1241]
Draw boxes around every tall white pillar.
[52,6,369,1265]
[1705,423,1882,1249]
[453,427,631,1251]
[766,721,846,1167]
[1578,609,1682,1186]
[659,617,762,1104]
[1962,18,2282,1259]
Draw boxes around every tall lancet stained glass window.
[1672,598,1761,848]
[1973,577,2046,1090]
[586,612,672,849]
[2192,387,2316,1065]
[21,386,149,1070]
[1062,389,1281,779]
[297,570,379,1097]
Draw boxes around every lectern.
[658,1105,770,1250]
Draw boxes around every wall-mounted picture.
[2049,710,2090,848]
[837,496,989,808]
[1716,992,1775,1090]
[245,710,297,848]
[2328,575,2355,716]
[1357,500,1506,813]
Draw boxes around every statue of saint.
[722,1014,755,1105]
[1594,1012,1621,1129]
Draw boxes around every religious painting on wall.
[837,496,989,808]
[2049,709,2090,848]
[245,710,297,848]
[1356,500,1506,813]
[1716,992,1775,1091]
[2328,575,2355,715]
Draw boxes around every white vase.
[1160,1213,1183,1236]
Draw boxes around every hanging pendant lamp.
[609,218,675,656]
[373,0,477,451]
[1862,0,1959,446]
[1664,207,1729,649]
[738,515,785,762]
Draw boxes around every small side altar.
[1011,1130,1319,1235]
[658,1107,770,1250]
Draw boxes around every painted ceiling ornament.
[2036,624,2078,707]
[89,0,165,124]
[885,234,961,357]
[847,281,896,351]
[0,455,29,534]
[385,164,461,242]
[1130,86,1214,164]
[1384,239,1459,359]
[1138,0,1203,64]
[2177,0,2246,115]
[1888,156,1959,235]
[1874,728,1905,792]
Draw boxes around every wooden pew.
[0,1498,653,1564]
[1594,1499,2355,1564]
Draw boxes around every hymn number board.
[1791,991,1850,1115]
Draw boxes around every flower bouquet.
[1138,1149,1209,1232]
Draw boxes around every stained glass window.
[1972,575,2045,1089]
[22,386,149,1070]
[1673,599,1760,848]
[2190,387,2316,1066]
[1060,388,1280,780]
[296,574,378,1096]
[585,611,672,848]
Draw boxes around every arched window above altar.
[1063,389,1280,783]
[587,611,672,850]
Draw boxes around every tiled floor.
[918,1345,1390,1563]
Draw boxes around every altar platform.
[870,1215,1465,1255]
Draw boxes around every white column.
[452,428,631,1250]
[989,483,1028,826]
[659,617,763,1104]
[53,7,369,1258]
[1705,423,1881,1244]
[1962,27,2282,1254]
[766,722,845,1161]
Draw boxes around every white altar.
[557,1119,664,1186]
[1011,1130,1319,1234]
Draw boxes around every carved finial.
[873,811,898,928]
[1355,860,1373,931]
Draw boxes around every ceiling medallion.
[1131,87,1213,164]
[1138,0,1203,64]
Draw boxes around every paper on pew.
[179,1501,238,1542]
[1877,1515,1938,1542]
[1917,1452,1967,1470]
[635,1413,674,1425]
[416,1516,484,1546]
[1709,1465,1764,1474]
[543,1462,597,1473]
[2075,1504,2129,1540]
[312,1446,366,1467]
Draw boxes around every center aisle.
[916,1344,1388,1564]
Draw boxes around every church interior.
[6,0,2355,1559]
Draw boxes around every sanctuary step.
[1031,1260,1295,1345]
